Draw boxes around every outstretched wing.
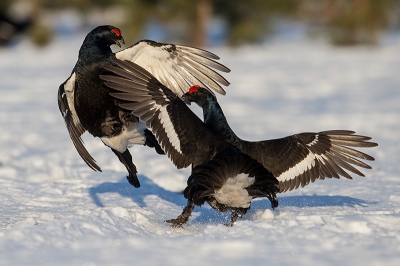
[241,130,378,192]
[57,73,101,172]
[100,58,225,169]
[115,40,230,96]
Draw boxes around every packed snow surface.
[0,28,399,265]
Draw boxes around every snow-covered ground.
[0,27,399,265]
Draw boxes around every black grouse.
[58,25,230,188]
[183,86,378,192]
[99,58,280,226]
[101,58,378,225]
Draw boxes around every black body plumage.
[58,26,161,188]
[58,25,231,188]
[73,28,123,138]
[185,153,279,226]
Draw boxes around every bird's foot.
[225,221,235,227]
[111,148,140,188]
[225,215,240,227]
[165,216,188,228]
[165,201,195,228]
[126,174,140,188]
[225,208,247,227]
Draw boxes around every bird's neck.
[202,97,240,145]
[78,41,113,64]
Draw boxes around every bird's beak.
[115,37,125,48]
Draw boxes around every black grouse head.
[183,85,215,107]
[83,25,125,50]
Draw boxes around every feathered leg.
[165,200,195,227]
[144,129,165,155]
[111,148,140,188]
[227,208,248,227]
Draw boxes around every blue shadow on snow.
[89,175,375,225]
[277,194,372,208]
[89,174,187,208]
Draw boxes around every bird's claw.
[165,218,186,228]
[126,174,140,188]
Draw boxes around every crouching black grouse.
[58,25,230,188]
[99,58,280,226]
[183,86,378,192]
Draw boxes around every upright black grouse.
[183,86,378,192]
[58,25,230,188]
[100,58,280,226]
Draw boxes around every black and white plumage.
[183,87,379,193]
[100,58,280,226]
[101,60,226,169]
[116,40,230,96]
[58,25,230,188]
[183,153,278,226]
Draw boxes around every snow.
[1,28,399,266]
